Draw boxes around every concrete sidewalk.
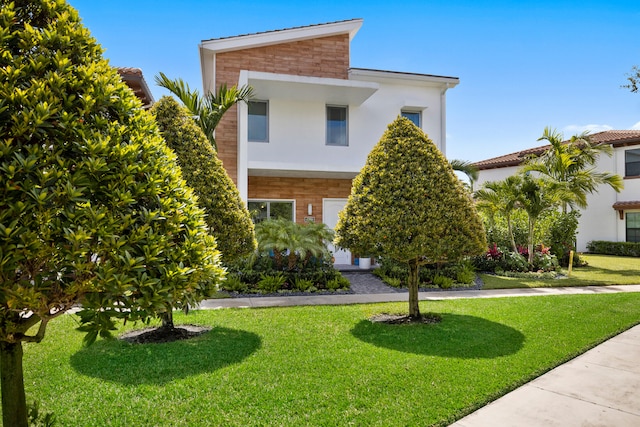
[200,284,640,426]
[450,324,640,427]
[200,284,640,309]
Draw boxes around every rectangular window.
[248,101,268,142]
[627,212,640,242]
[625,148,640,177]
[401,110,421,128]
[326,105,348,146]
[248,200,294,223]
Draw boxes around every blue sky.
[68,0,640,162]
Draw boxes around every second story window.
[625,148,640,177]
[401,110,421,128]
[326,105,348,146]
[248,100,268,142]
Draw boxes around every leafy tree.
[152,96,256,265]
[155,72,253,151]
[474,175,524,253]
[522,127,623,213]
[623,65,639,93]
[335,117,486,318]
[0,2,224,426]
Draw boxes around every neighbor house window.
[401,110,421,128]
[248,100,268,142]
[248,200,294,223]
[627,212,640,242]
[625,148,640,177]
[326,105,348,146]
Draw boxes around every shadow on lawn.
[70,326,261,385]
[351,314,524,358]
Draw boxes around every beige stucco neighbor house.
[198,19,459,264]
[473,130,640,251]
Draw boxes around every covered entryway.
[323,198,352,265]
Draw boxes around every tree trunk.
[528,218,535,264]
[161,311,174,330]
[1,341,29,427]
[407,259,421,319]
[507,216,517,253]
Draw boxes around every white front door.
[323,198,352,265]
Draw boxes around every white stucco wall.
[246,77,448,174]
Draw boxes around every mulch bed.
[369,313,442,325]
[120,325,211,344]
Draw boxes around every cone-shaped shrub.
[0,2,224,425]
[335,117,486,318]
[152,96,256,263]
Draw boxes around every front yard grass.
[14,292,640,426]
[481,254,640,289]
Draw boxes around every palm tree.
[155,72,254,151]
[255,219,333,270]
[450,159,479,189]
[517,175,570,263]
[522,127,623,212]
[474,175,523,252]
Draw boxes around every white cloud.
[562,124,614,134]
[631,121,640,130]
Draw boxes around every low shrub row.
[373,257,477,289]
[587,240,640,257]
[221,253,350,294]
[471,243,560,274]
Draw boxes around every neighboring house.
[117,67,155,108]
[473,130,640,251]
[198,19,459,264]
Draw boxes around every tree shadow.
[351,314,524,359]
[70,326,261,385]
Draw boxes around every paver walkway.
[200,274,640,426]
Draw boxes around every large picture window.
[248,100,268,142]
[625,148,640,177]
[627,212,640,242]
[248,200,294,223]
[326,105,348,146]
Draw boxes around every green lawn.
[481,254,640,289]
[13,292,640,426]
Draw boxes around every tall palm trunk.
[528,218,535,264]
[408,258,421,319]
[1,341,28,427]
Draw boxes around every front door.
[323,198,352,265]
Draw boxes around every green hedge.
[586,241,640,257]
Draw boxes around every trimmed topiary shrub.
[152,96,256,263]
[335,117,486,317]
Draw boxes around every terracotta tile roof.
[202,19,362,43]
[117,67,154,108]
[473,130,640,170]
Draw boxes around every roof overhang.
[613,201,640,219]
[349,68,460,89]
[244,70,378,105]
[200,19,363,53]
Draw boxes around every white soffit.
[349,68,460,88]
[246,71,378,105]
[200,19,363,53]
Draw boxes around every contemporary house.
[198,19,459,263]
[473,130,640,251]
